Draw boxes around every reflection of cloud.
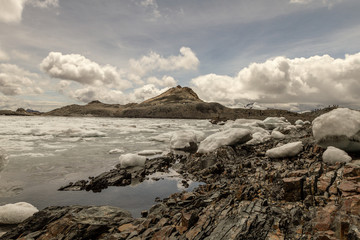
[147,168,193,191]
[192,52,360,109]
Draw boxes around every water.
[0,116,219,217]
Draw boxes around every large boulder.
[197,128,252,153]
[312,108,360,152]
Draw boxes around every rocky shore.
[2,108,360,239]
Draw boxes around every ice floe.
[198,128,252,153]
[0,202,38,224]
[266,141,303,158]
[312,108,360,152]
[137,150,163,156]
[322,146,352,164]
[109,148,125,154]
[119,154,147,168]
[263,117,291,130]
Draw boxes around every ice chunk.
[198,128,252,153]
[109,148,125,154]
[223,119,265,129]
[0,202,38,224]
[271,130,285,139]
[137,150,163,156]
[170,131,198,151]
[322,146,352,164]
[119,154,146,168]
[263,117,291,130]
[312,108,360,152]
[0,148,9,173]
[295,119,305,126]
[266,141,303,158]
[246,131,271,145]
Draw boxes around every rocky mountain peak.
[141,85,203,105]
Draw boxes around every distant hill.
[2,85,338,122]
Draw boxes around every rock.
[312,108,360,152]
[266,141,303,158]
[197,128,252,153]
[322,146,352,164]
[282,177,304,201]
[0,206,132,240]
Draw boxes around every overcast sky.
[0,0,360,111]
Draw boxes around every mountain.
[42,85,334,122]
[141,85,203,105]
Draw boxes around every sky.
[0,0,360,112]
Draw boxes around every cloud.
[138,0,161,20]
[289,0,342,7]
[0,63,43,96]
[130,84,168,102]
[26,0,58,8]
[60,82,167,105]
[129,47,199,76]
[191,52,360,109]
[0,48,9,61]
[147,75,177,87]
[41,52,132,89]
[0,0,25,23]
[0,0,58,23]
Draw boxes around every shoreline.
[2,122,360,239]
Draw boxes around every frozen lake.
[0,116,220,217]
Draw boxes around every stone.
[282,177,304,201]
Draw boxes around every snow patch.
[170,131,199,150]
[322,146,352,164]
[266,141,303,158]
[0,202,38,224]
[119,154,146,168]
[312,108,360,152]
[198,128,252,153]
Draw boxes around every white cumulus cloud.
[41,52,132,89]
[289,0,342,7]
[0,48,9,61]
[129,47,199,76]
[191,52,360,109]
[0,63,43,96]
[0,0,25,23]
[0,0,58,23]
[147,75,177,87]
